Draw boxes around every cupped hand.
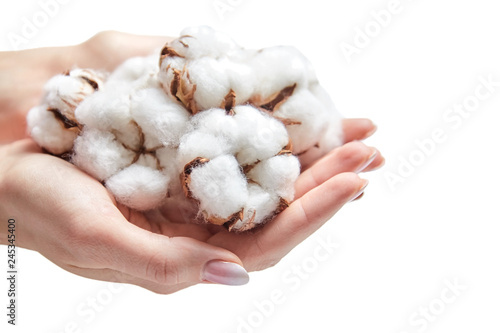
[0,31,384,294]
[0,119,383,294]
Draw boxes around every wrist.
[0,140,41,247]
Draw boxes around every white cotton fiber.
[26,105,78,155]
[75,86,131,131]
[188,155,248,220]
[43,69,103,121]
[72,128,135,181]
[250,46,309,98]
[28,25,346,231]
[106,164,169,211]
[247,154,300,202]
[231,184,280,231]
[130,87,190,146]
[274,89,328,154]
[188,108,239,143]
[107,55,158,84]
[233,105,289,165]
[187,58,231,110]
[178,131,233,168]
[179,26,240,59]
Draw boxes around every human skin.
[0,31,384,294]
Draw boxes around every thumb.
[106,219,249,288]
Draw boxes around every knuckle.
[145,251,179,286]
[87,30,117,46]
[251,256,282,272]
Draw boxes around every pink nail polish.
[202,261,249,286]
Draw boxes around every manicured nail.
[349,179,369,202]
[202,260,249,286]
[356,149,378,173]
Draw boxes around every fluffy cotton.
[72,128,135,181]
[27,25,345,231]
[43,69,104,121]
[26,68,104,155]
[187,155,248,222]
[130,87,190,147]
[247,154,300,202]
[26,105,78,155]
[106,164,169,211]
[233,105,289,165]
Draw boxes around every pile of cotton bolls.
[27,26,343,232]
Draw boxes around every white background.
[1,0,499,332]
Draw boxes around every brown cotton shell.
[181,157,210,199]
[47,107,81,134]
[119,121,163,169]
[203,208,244,227]
[275,197,290,215]
[170,68,198,114]
[222,89,236,115]
[254,83,297,112]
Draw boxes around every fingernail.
[356,149,378,173]
[202,260,249,286]
[349,179,369,202]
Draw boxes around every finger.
[118,204,213,242]
[76,204,248,287]
[254,173,368,265]
[107,220,247,286]
[208,173,368,271]
[61,265,196,295]
[295,141,377,199]
[361,151,385,173]
[342,118,377,143]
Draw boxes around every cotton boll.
[26,105,78,155]
[72,128,135,181]
[27,26,349,232]
[293,83,343,167]
[75,86,131,131]
[107,55,158,84]
[179,26,240,58]
[106,164,169,211]
[130,87,190,146]
[247,154,300,202]
[302,113,343,167]
[188,155,248,221]
[231,184,280,231]
[43,69,103,123]
[233,105,289,164]
[158,55,187,93]
[274,88,330,154]
[75,84,141,149]
[188,58,231,110]
[251,46,310,100]
[220,58,256,104]
[178,131,232,167]
[189,108,239,143]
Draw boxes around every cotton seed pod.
[27,25,345,231]
[26,104,78,155]
[105,164,170,211]
[26,68,104,155]
[183,155,248,225]
[44,68,104,125]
